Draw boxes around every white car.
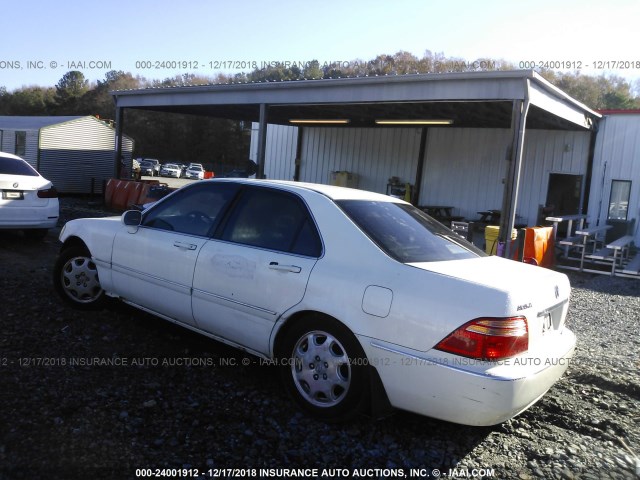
[160,163,181,178]
[53,179,575,425]
[0,152,59,239]
[185,164,204,180]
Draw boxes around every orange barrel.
[104,178,120,208]
[136,183,152,206]
[523,226,555,267]
[125,182,143,210]
[203,171,214,179]
[111,180,133,211]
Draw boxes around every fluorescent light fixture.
[289,119,350,124]
[375,119,454,125]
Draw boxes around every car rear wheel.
[53,245,106,309]
[279,315,369,421]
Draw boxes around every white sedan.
[53,179,575,425]
[160,163,181,178]
[184,164,204,180]
[0,152,59,239]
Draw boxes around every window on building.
[15,131,26,157]
[608,180,631,221]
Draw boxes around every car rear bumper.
[0,200,59,229]
[360,329,576,426]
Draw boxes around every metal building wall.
[0,129,39,167]
[419,128,510,220]
[518,129,591,225]
[587,114,640,245]
[298,127,421,193]
[420,128,590,225]
[250,123,298,180]
[252,123,591,227]
[0,130,12,154]
[38,116,129,193]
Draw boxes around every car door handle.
[268,262,301,273]
[173,241,197,250]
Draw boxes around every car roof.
[204,178,403,203]
[0,151,26,161]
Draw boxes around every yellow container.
[485,226,517,255]
[330,171,358,188]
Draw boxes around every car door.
[192,186,322,354]
[111,182,240,326]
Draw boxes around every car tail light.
[37,186,58,198]
[435,317,528,361]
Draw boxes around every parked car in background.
[54,179,575,425]
[185,164,205,180]
[0,152,59,239]
[160,163,181,178]
[136,158,160,176]
[139,160,156,177]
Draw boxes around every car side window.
[220,187,322,257]
[142,182,239,237]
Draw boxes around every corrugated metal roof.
[597,109,640,115]
[0,116,84,130]
[110,70,600,131]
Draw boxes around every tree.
[55,71,88,101]
[539,70,640,110]
[0,86,56,115]
[80,70,142,119]
[54,71,89,114]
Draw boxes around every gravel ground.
[0,197,639,480]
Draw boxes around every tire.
[53,245,106,309]
[278,315,369,421]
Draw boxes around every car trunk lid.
[0,174,53,207]
[408,256,571,352]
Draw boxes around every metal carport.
[111,70,601,257]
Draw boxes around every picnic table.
[565,224,612,271]
[586,234,635,276]
[546,214,587,256]
[606,235,634,276]
[420,205,464,224]
[477,210,502,224]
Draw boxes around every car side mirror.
[122,210,142,233]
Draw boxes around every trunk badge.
[13,182,19,188]
[554,285,560,299]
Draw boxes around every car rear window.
[0,157,39,176]
[338,200,485,263]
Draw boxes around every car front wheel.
[279,315,369,421]
[53,245,106,309]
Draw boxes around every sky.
[1,0,639,91]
